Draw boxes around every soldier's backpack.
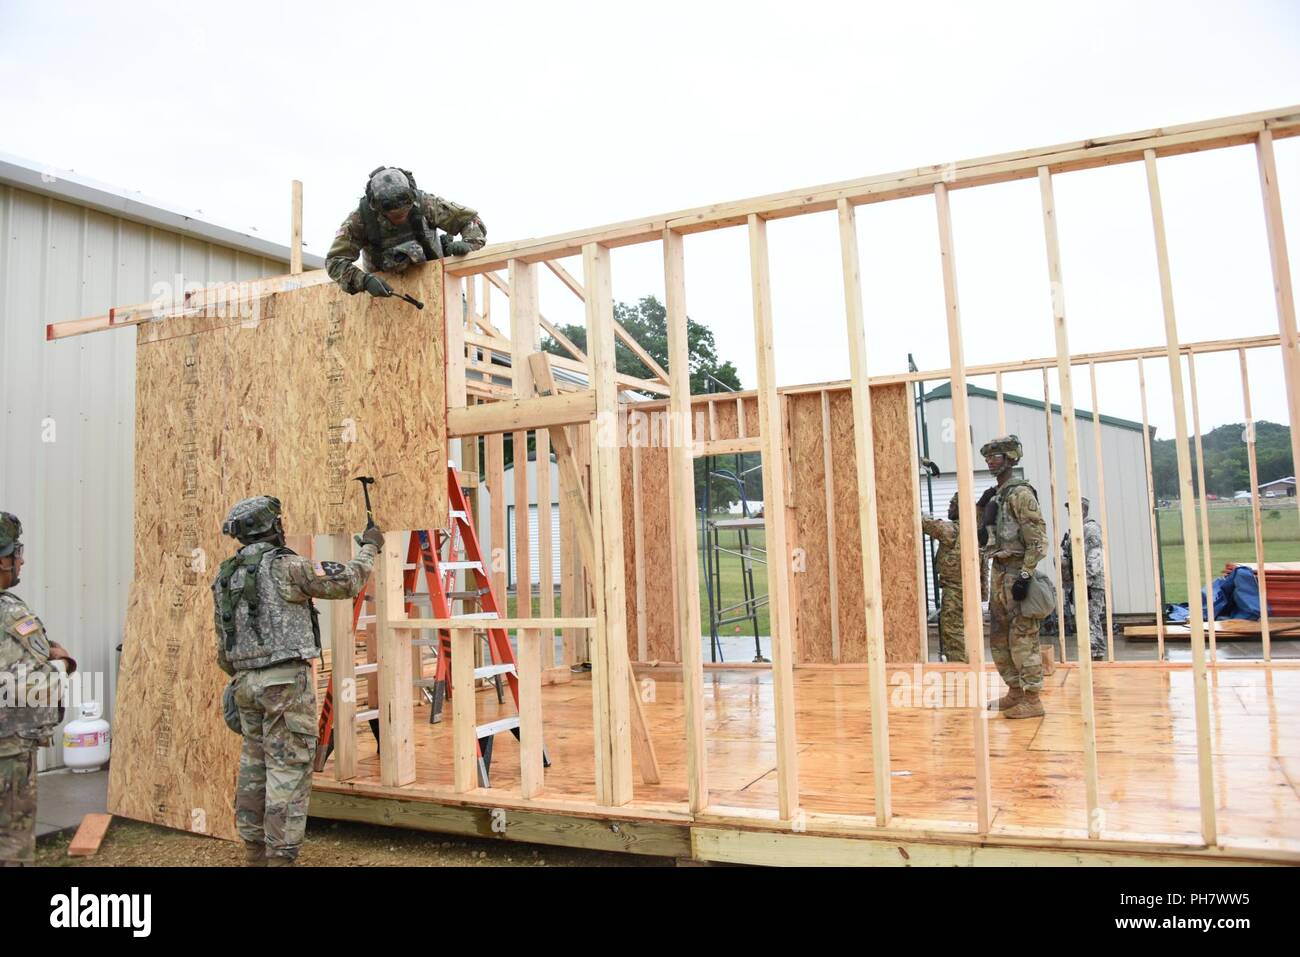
[214,544,320,655]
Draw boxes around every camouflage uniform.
[0,592,60,865]
[921,515,986,663]
[984,481,1049,695]
[215,520,376,864]
[326,191,487,294]
[1062,514,1107,659]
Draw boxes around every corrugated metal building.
[918,381,1156,616]
[0,154,323,768]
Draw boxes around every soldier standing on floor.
[1061,497,1107,661]
[326,166,487,299]
[921,492,989,663]
[980,436,1050,719]
[214,496,382,866]
[0,512,76,866]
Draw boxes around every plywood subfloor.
[314,663,1300,849]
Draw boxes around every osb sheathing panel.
[619,436,638,660]
[869,382,923,663]
[828,390,866,662]
[710,399,739,441]
[819,383,920,663]
[108,583,238,839]
[111,263,446,841]
[787,394,834,663]
[638,442,675,661]
[624,382,921,665]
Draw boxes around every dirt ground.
[36,817,675,867]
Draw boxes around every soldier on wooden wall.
[326,166,487,298]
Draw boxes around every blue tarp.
[1167,565,1270,622]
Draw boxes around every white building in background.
[918,380,1156,616]
[0,154,322,767]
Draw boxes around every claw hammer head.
[354,475,376,525]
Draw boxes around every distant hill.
[1150,421,1292,499]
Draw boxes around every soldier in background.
[214,496,382,866]
[326,166,486,298]
[1061,497,1107,660]
[980,436,1050,719]
[0,512,76,866]
[921,492,989,663]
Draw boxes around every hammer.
[354,475,376,527]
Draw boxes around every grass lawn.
[699,525,770,638]
[1157,503,1300,604]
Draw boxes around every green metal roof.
[922,381,1149,435]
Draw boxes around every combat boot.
[266,853,296,867]
[987,684,1023,712]
[1003,690,1045,719]
[243,841,266,867]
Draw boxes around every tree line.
[1150,421,1292,499]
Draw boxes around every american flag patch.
[14,615,40,636]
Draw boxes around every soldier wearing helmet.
[979,435,1050,719]
[325,166,487,298]
[214,496,383,866]
[920,491,990,663]
[1062,496,1107,660]
[0,512,76,865]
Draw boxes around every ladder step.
[442,561,484,571]
[356,709,379,723]
[476,716,519,738]
[447,589,488,601]
[450,509,468,522]
[412,677,442,688]
[355,663,378,676]
[474,663,516,680]
[357,614,376,625]
[411,638,439,647]
[455,611,499,620]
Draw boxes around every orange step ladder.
[315,464,549,787]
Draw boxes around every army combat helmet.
[980,434,1023,476]
[0,511,21,558]
[222,496,283,544]
[0,511,22,587]
[366,167,417,214]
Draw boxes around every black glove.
[362,273,393,298]
[357,525,385,550]
[445,238,473,257]
[976,486,997,509]
[1011,575,1030,601]
[977,525,989,548]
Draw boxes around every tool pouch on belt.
[222,677,242,734]
[1017,569,1057,619]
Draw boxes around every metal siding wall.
[924,392,1153,615]
[0,184,287,767]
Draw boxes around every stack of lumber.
[1227,562,1300,617]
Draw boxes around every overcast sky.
[3,0,1299,439]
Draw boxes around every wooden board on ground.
[110,261,448,842]
[1124,618,1300,640]
[67,813,113,857]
